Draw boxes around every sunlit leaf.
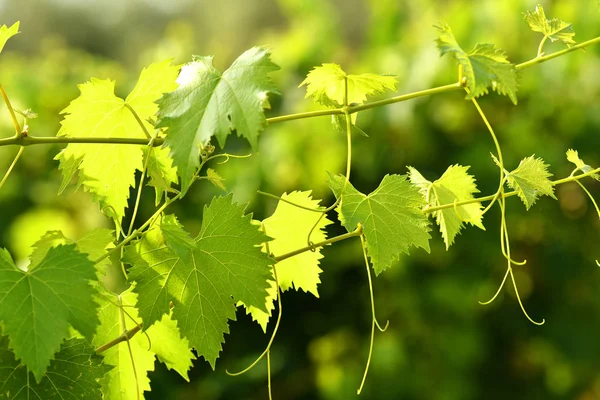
[156,47,279,195]
[300,63,397,107]
[524,4,576,46]
[55,60,179,222]
[435,23,518,105]
[506,155,556,209]
[329,174,431,274]
[0,21,19,54]
[242,191,331,332]
[409,165,485,249]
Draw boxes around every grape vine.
[0,5,599,399]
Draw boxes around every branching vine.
[0,5,598,399]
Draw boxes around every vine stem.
[0,146,24,190]
[424,166,600,214]
[273,226,362,262]
[517,36,600,70]
[0,35,598,148]
[93,194,180,265]
[357,231,389,395]
[0,83,22,135]
[226,226,283,377]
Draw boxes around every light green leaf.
[0,22,19,54]
[125,195,273,366]
[146,145,179,206]
[435,24,518,105]
[28,230,68,270]
[146,313,195,381]
[93,290,195,399]
[524,4,576,46]
[329,174,431,275]
[408,165,485,250]
[156,47,279,195]
[300,63,397,108]
[55,60,179,223]
[93,290,155,400]
[0,245,99,382]
[506,155,556,209]
[566,149,600,180]
[0,335,111,400]
[206,168,227,191]
[243,191,331,332]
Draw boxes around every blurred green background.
[1,0,600,399]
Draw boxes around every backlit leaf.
[156,47,279,195]
[300,63,397,107]
[329,174,431,274]
[506,155,556,209]
[524,4,576,46]
[435,24,518,105]
[55,60,179,222]
[0,21,19,54]
[242,191,331,332]
[408,165,485,249]
[566,149,599,180]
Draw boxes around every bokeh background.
[1,0,600,399]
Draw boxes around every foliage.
[0,6,599,399]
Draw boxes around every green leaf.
[146,313,195,381]
[0,22,19,54]
[93,290,156,400]
[145,145,179,206]
[300,63,397,107]
[156,47,279,195]
[328,174,431,274]
[125,195,273,366]
[206,168,227,191]
[55,60,179,223]
[242,191,332,332]
[408,165,485,250]
[92,290,195,399]
[524,4,576,46]
[434,24,518,105]
[566,149,600,180]
[0,245,99,382]
[506,155,557,210]
[28,229,115,283]
[0,335,111,400]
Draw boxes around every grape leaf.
[145,145,179,206]
[408,165,485,249]
[328,174,431,275]
[0,22,19,54]
[566,149,600,180]
[206,168,227,191]
[156,47,279,195]
[55,60,179,223]
[434,23,518,105]
[505,155,556,209]
[146,313,195,381]
[0,335,111,400]
[93,290,156,400]
[125,195,273,366]
[300,63,397,107]
[28,229,115,283]
[524,4,576,46]
[242,191,331,332]
[0,245,99,382]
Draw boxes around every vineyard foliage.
[0,4,599,399]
